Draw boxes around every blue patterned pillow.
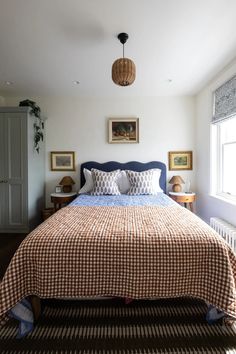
[126,169,162,195]
[91,169,121,195]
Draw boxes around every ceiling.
[0,0,236,97]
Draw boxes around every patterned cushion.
[126,169,162,195]
[91,169,121,195]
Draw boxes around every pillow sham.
[126,169,162,195]
[79,168,93,194]
[117,170,131,194]
[91,169,121,195]
[151,169,163,194]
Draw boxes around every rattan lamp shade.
[59,176,75,193]
[112,32,136,87]
[169,175,185,192]
[112,58,136,86]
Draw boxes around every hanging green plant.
[33,117,44,153]
[19,99,44,153]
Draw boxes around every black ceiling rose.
[117,33,129,45]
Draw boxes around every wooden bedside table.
[169,192,196,212]
[51,192,77,211]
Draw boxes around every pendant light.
[112,33,136,86]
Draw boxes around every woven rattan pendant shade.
[112,58,135,86]
[112,33,136,87]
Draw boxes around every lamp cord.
[123,43,124,58]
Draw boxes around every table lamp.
[59,176,75,193]
[169,175,185,192]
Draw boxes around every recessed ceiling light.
[73,80,80,85]
[4,81,14,85]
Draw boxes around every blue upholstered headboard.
[80,161,167,193]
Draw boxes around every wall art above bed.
[108,118,139,143]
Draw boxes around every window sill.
[209,193,236,207]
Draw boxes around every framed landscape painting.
[168,151,193,171]
[51,151,75,171]
[108,118,139,143]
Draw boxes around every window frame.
[212,117,236,202]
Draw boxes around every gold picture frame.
[108,118,139,143]
[168,151,193,171]
[51,151,75,171]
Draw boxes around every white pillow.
[117,170,131,194]
[152,169,163,193]
[79,168,93,194]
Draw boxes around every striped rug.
[1,297,236,353]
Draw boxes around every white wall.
[195,58,236,225]
[4,96,196,207]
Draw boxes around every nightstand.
[169,192,196,212]
[51,192,77,211]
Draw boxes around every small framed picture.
[55,185,62,193]
[51,151,75,171]
[168,151,193,171]
[108,118,139,143]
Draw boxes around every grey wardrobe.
[0,107,45,233]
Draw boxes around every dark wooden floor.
[0,233,27,279]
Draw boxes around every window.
[211,74,236,202]
[211,116,236,201]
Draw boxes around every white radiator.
[210,217,236,252]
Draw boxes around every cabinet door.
[0,113,28,231]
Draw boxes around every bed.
[1,161,236,330]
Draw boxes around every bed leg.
[29,295,41,323]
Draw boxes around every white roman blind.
[212,75,236,124]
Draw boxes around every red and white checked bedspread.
[1,205,236,319]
